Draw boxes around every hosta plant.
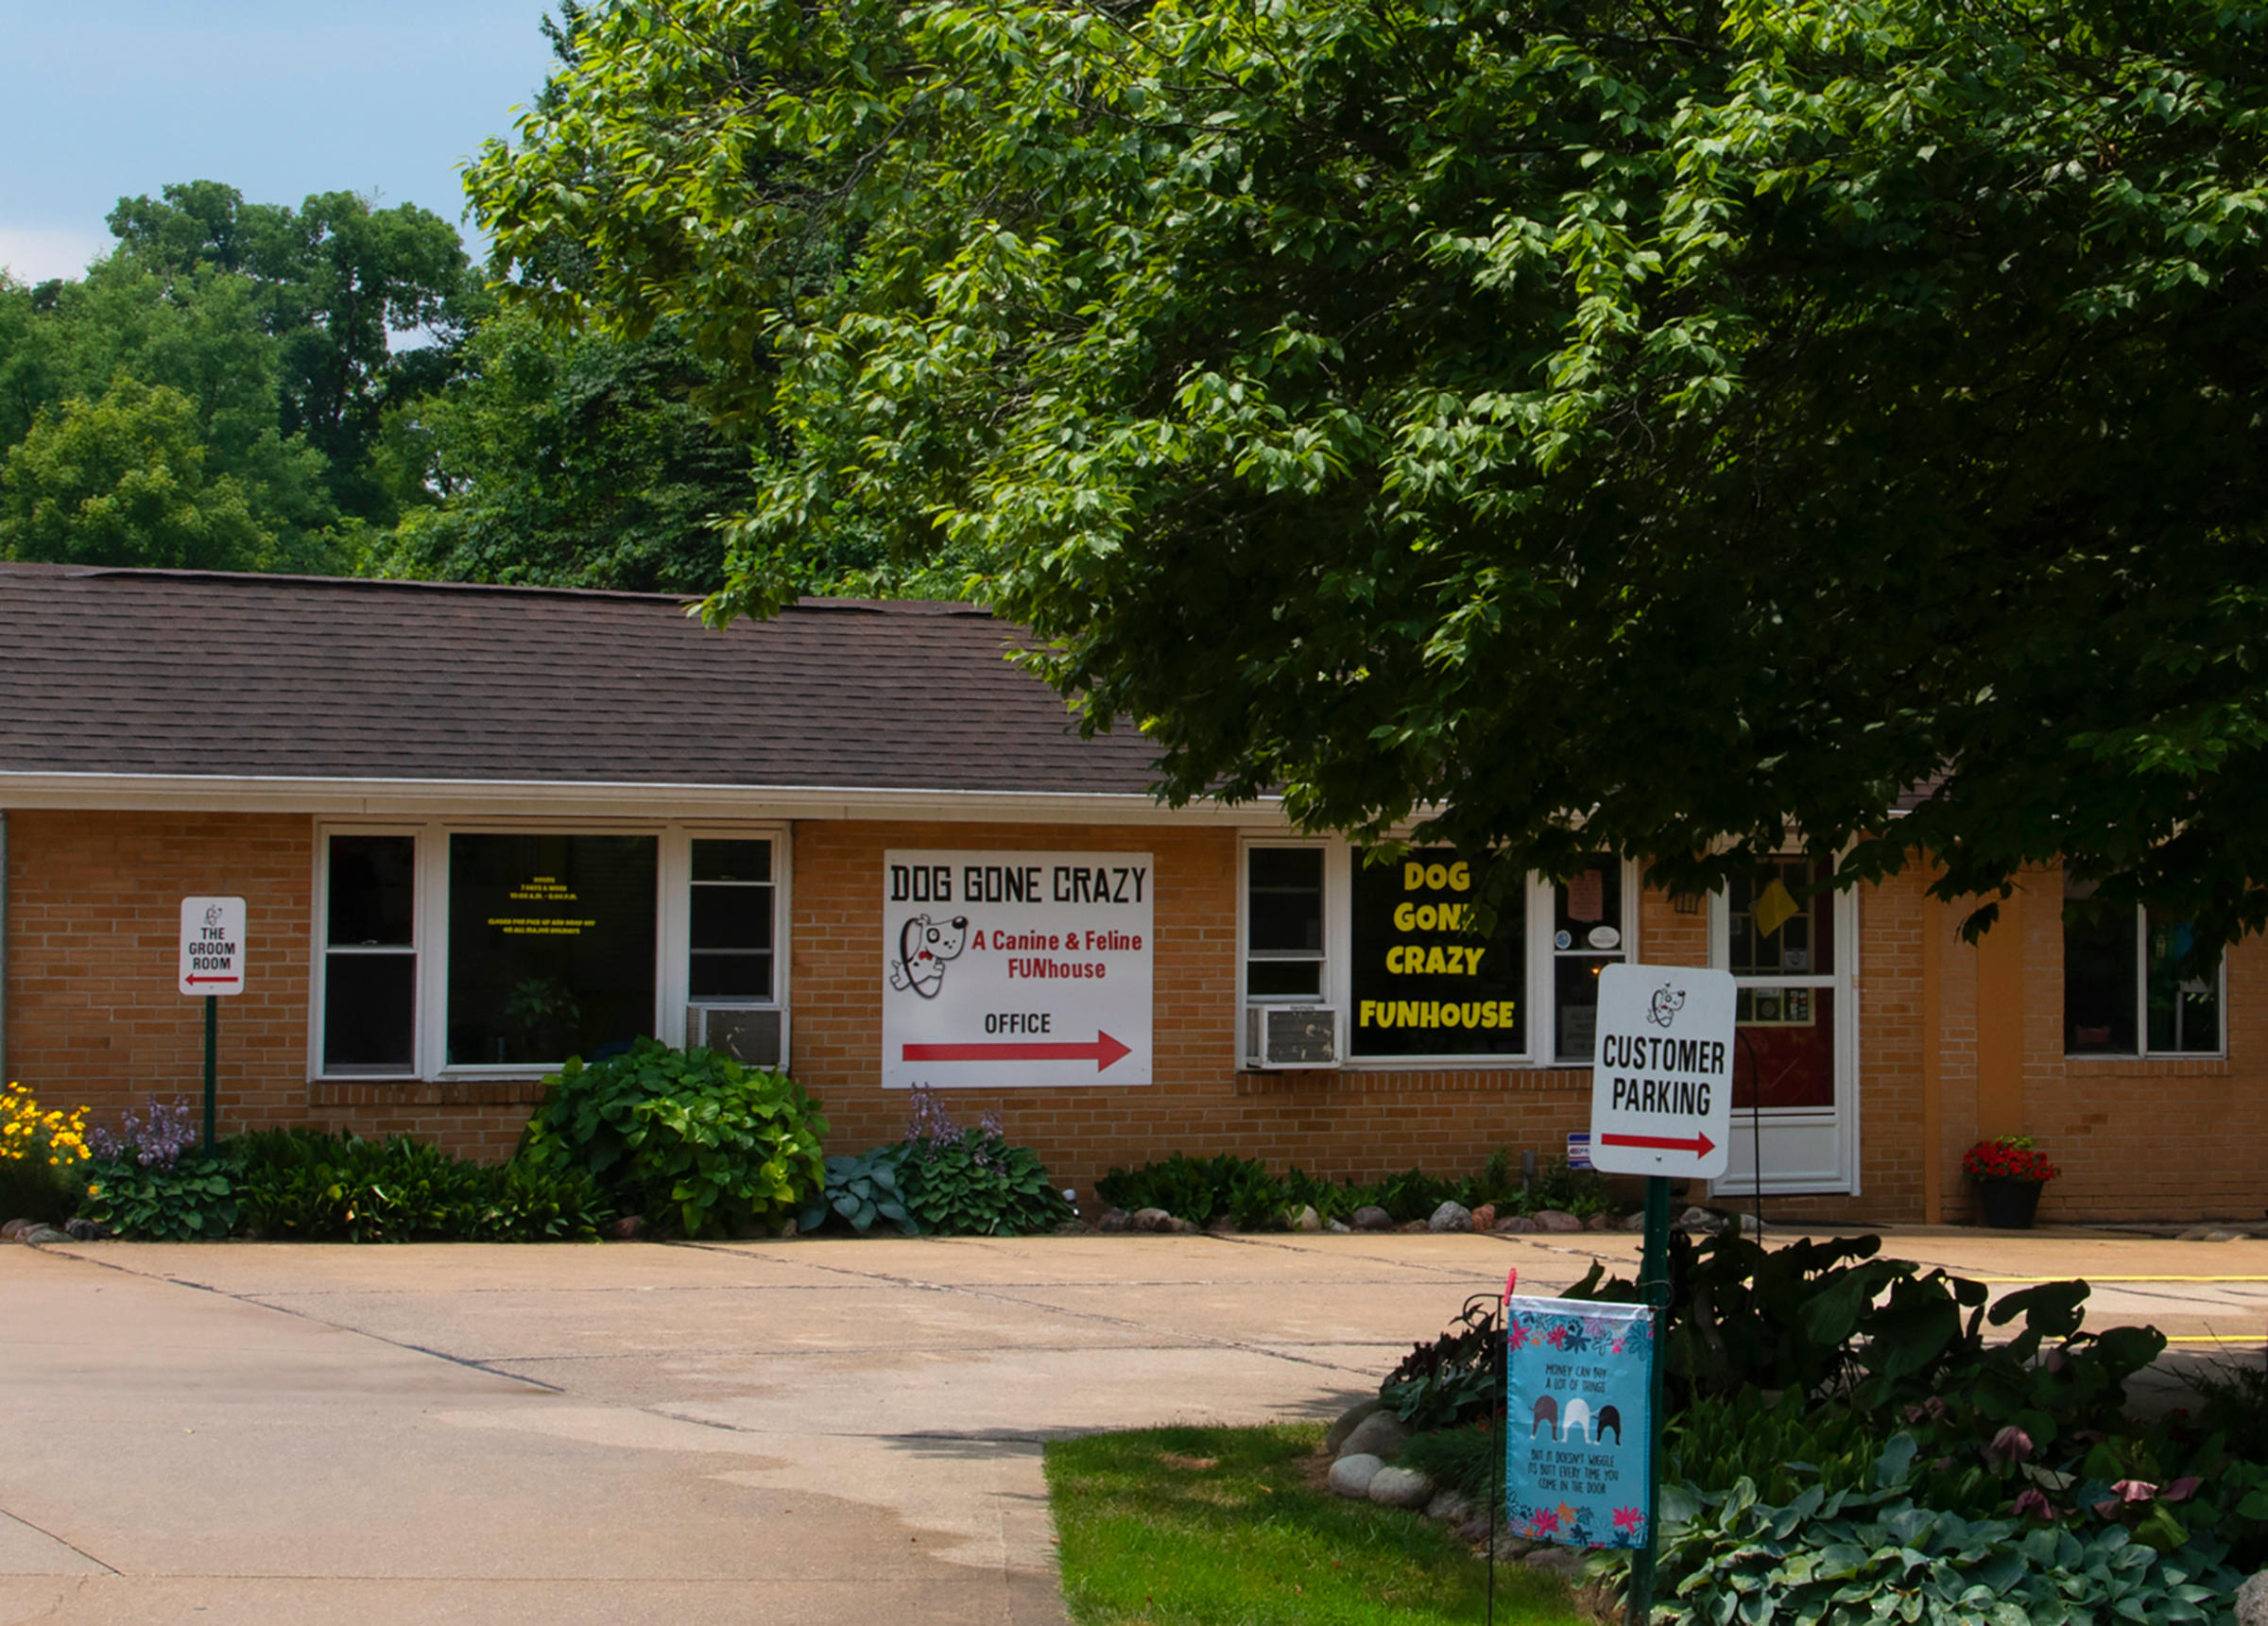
[799,1146,915,1236]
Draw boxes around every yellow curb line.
[2160,1335,2265,1344]
[1976,1275,2268,1284]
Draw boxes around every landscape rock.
[1534,1209,1585,1234]
[1293,1205,1324,1233]
[0,1218,34,1242]
[1399,1220,1430,1233]
[2234,1569,2268,1626]
[606,1215,646,1241]
[1325,1397,1386,1455]
[1168,1217,1205,1234]
[1677,1205,1727,1234]
[1585,1212,1617,1231]
[1426,1488,1474,1523]
[62,1218,112,1241]
[1523,1545,1587,1581]
[1096,1208,1131,1232]
[2183,1226,2249,1242]
[1328,1452,1384,1498]
[1429,1201,1473,1234]
[1495,1214,1538,1234]
[1469,1204,1496,1232]
[1207,1216,1239,1234]
[1368,1466,1434,1508]
[1130,1207,1175,1233]
[1351,1206,1395,1232]
[20,1224,68,1244]
[1340,1411,1409,1463]
[1327,1219,1352,1233]
[1619,1211,1647,1232]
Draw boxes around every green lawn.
[1044,1424,1589,1626]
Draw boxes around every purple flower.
[2013,1488,2057,1522]
[2112,1479,2157,1504]
[1989,1425,2035,1466]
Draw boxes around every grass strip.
[1045,1423,1587,1626]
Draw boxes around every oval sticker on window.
[1555,930,1573,950]
[1587,926,1622,950]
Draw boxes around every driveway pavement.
[3,1226,2264,1624]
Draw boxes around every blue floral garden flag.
[1503,1295,1655,1549]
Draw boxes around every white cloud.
[0,224,112,284]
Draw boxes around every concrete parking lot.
[4,1225,2264,1625]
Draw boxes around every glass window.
[1552,857,1625,1062]
[2063,878,2138,1054]
[1246,847,1325,998]
[1349,847,1526,1057]
[691,838,776,1000]
[2066,876,2220,1055]
[323,834,416,1074]
[1728,858,1837,1110]
[446,834,658,1067]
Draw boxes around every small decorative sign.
[178,897,247,997]
[1504,1295,1655,1549]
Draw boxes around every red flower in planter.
[1962,1137,2060,1184]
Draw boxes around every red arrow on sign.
[183,975,240,984]
[1601,1130,1716,1157]
[902,1032,1133,1071]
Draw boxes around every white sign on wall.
[1589,963,1734,1179]
[883,850,1153,1088]
[179,896,248,997]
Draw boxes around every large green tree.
[467,0,2268,948]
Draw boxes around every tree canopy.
[466,0,2268,949]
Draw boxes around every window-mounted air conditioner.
[688,1004,787,1070]
[1245,1003,1341,1070]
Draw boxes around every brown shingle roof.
[0,564,1162,796]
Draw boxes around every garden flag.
[1503,1295,1654,1549]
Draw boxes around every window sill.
[2063,1054,2230,1076]
[309,1076,551,1107]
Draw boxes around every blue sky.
[0,0,560,282]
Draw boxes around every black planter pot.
[1977,1178,2044,1230]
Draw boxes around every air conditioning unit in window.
[688,1004,787,1070]
[1245,1003,1341,1070]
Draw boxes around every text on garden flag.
[1504,1295,1653,1549]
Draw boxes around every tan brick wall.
[5,810,313,1138]
[792,821,1642,1206]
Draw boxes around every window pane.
[1732,986,1836,1108]
[691,952,773,1000]
[2063,886,2137,1054]
[692,887,773,951]
[446,833,658,1066]
[2147,912,2221,1053]
[1349,847,1525,1056]
[1554,859,1624,943]
[1728,858,1833,977]
[328,835,414,947]
[324,952,415,1071]
[1247,848,1324,952]
[1555,955,1611,1062]
[693,839,771,883]
[1246,960,1322,998]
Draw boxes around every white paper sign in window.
[883,850,1153,1088]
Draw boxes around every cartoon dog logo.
[1647,984,1687,1028]
[889,914,969,999]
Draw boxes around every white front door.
[1710,857,1860,1196]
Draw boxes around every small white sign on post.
[1589,963,1734,1180]
[179,897,248,997]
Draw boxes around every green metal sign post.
[1624,1173,1674,1625]
[202,994,218,1155]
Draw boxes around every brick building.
[0,562,2253,1223]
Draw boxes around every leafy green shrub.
[234,1128,610,1241]
[1666,1386,1888,1507]
[1381,1293,1502,1429]
[1652,1436,2238,1626]
[799,1146,916,1236]
[81,1154,240,1240]
[1397,1420,1502,1501]
[897,1091,1071,1237]
[1095,1148,1607,1228]
[518,1040,826,1238]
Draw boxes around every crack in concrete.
[0,1506,119,1575]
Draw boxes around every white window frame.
[311,818,791,1083]
[2063,899,2227,1060]
[1235,834,1641,1070]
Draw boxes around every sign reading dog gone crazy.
[883,850,1153,1088]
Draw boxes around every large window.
[1725,857,1839,1109]
[446,834,658,1067]
[315,826,784,1078]
[1349,847,1526,1058]
[1552,856,1626,1062]
[1245,847,1326,1000]
[2064,877,2222,1055]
